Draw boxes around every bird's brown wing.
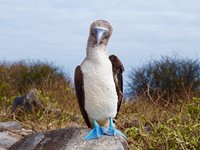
[74,66,91,128]
[109,55,124,117]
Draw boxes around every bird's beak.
[95,27,109,45]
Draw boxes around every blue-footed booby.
[74,20,125,140]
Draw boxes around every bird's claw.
[84,118,126,140]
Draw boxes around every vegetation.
[0,60,81,130]
[0,58,200,149]
[127,56,200,102]
[118,97,200,149]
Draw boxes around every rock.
[9,127,129,150]
[72,114,82,123]
[45,107,62,117]
[0,132,18,149]
[11,89,42,113]
[0,122,34,149]
[19,128,34,136]
[123,117,140,128]
[0,147,6,150]
[143,122,153,132]
[0,121,22,131]
[68,122,80,128]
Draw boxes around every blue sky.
[0,0,200,82]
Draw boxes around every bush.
[0,60,78,110]
[123,97,200,149]
[0,60,81,130]
[0,60,67,93]
[127,56,200,102]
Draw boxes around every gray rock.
[11,89,42,113]
[9,127,129,150]
[68,122,80,128]
[0,132,18,149]
[0,147,6,150]
[72,114,82,123]
[0,121,22,131]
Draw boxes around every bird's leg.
[102,117,127,138]
[84,120,103,140]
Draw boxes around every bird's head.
[87,20,113,49]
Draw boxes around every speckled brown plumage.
[109,55,124,115]
[74,66,91,128]
[87,20,113,50]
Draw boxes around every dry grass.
[0,60,85,131]
[117,96,200,149]
[1,94,199,149]
[0,60,200,149]
[0,89,83,131]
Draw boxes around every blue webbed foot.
[84,120,104,140]
[102,118,127,139]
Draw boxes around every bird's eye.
[103,32,108,39]
[104,32,109,38]
[91,29,95,36]
[91,32,95,36]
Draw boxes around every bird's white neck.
[86,45,107,57]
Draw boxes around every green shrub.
[123,97,200,149]
[127,56,200,102]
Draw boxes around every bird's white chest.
[81,50,118,120]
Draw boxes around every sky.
[0,0,200,83]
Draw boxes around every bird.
[74,20,125,140]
